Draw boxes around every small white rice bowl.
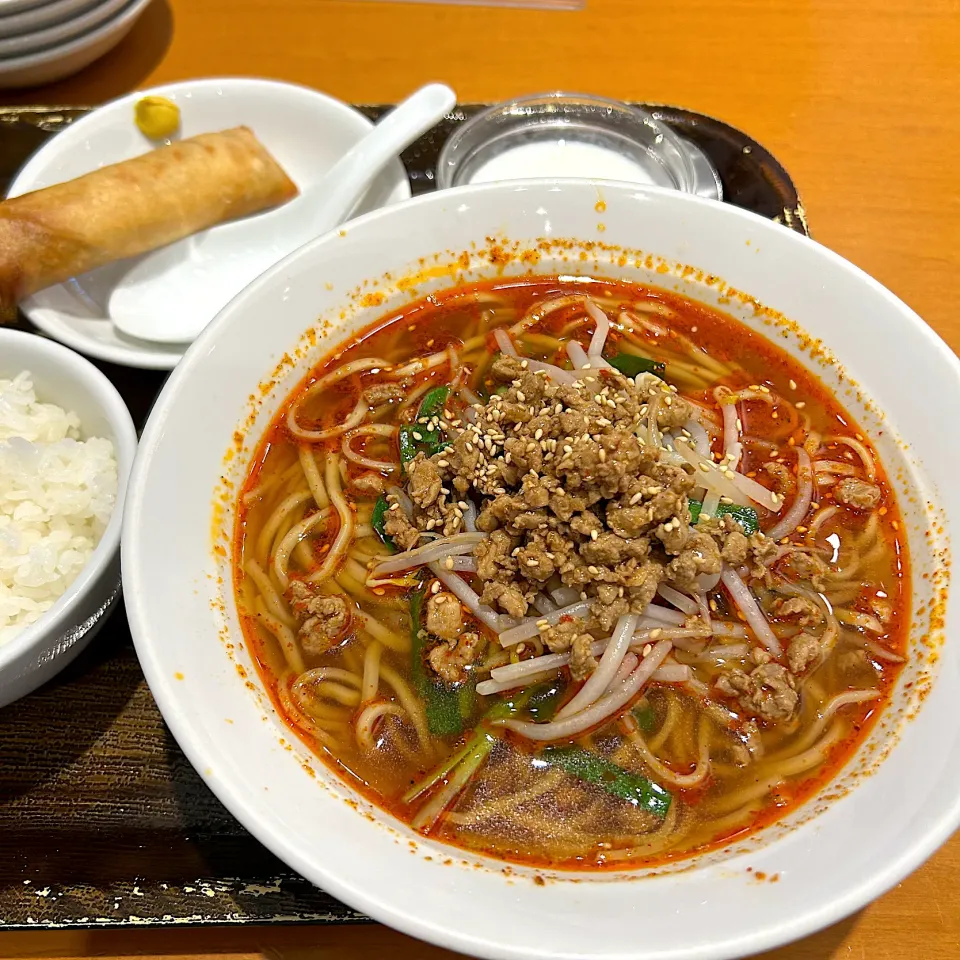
[0,371,118,646]
[0,328,136,709]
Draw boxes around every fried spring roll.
[0,126,298,314]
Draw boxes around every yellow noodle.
[274,508,330,590]
[624,715,712,788]
[245,558,294,627]
[340,641,365,674]
[600,802,683,861]
[356,701,406,751]
[767,722,846,778]
[276,676,337,750]
[648,690,681,753]
[243,457,301,505]
[696,801,765,840]
[255,488,312,561]
[379,662,431,752]
[305,454,354,584]
[356,610,409,653]
[298,445,330,509]
[708,773,785,816]
[361,641,383,704]
[254,597,305,674]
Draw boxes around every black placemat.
[0,102,805,930]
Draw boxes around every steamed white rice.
[0,372,118,647]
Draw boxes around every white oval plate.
[8,78,411,369]
[124,180,960,959]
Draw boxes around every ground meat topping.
[715,648,799,722]
[394,347,818,684]
[786,631,822,674]
[770,596,821,627]
[834,477,882,511]
[351,472,385,497]
[569,632,599,681]
[869,595,893,623]
[288,582,351,657]
[428,631,484,684]
[426,591,463,641]
[778,549,829,590]
[363,382,406,406]
[382,497,421,551]
[401,365,759,623]
[762,461,797,496]
[397,365,755,642]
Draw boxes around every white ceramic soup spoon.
[109,82,456,345]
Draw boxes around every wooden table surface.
[2,0,959,957]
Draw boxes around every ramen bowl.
[123,180,960,959]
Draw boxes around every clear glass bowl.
[437,92,721,200]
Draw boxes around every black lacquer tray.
[0,102,805,930]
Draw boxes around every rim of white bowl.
[8,77,412,370]
[124,179,960,960]
[0,328,137,673]
[0,0,128,58]
[0,0,149,68]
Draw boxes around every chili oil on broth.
[234,277,908,870]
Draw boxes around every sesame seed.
[789,379,797,390]
[698,462,711,472]
[526,559,539,567]
[431,581,441,594]
[649,628,662,639]
[642,643,653,656]
[412,432,423,441]
[590,530,599,540]
[796,401,806,409]
[521,360,529,369]
[389,503,399,511]
[535,429,543,440]
[517,392,526,402]
[444,557,454,570]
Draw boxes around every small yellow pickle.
[134,96,181,140]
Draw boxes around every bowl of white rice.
[0,329,136,709]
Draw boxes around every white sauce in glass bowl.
[467,139,663,185]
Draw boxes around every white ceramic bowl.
[0,0,105,38]
[0,329,136,710]
[0,0,150,88]
[7,78,412,369]
[0,0,126,53]
[123,180,960,960]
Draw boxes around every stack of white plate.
[0,0,152,88]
